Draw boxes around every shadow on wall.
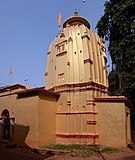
[14,124,30,146]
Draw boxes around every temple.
[0,13,131,148]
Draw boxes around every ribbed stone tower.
[45,12,109,144]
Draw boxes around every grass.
[44,144,82,151]
[44,144,119,156]
[101,146,119,153]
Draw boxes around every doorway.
[1,109,11,140]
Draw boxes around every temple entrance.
[0,109,15,141]
[1,109,11,140]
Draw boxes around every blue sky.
[0,0,109,88]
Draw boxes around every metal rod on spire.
[78,0,86,13]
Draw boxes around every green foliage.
[108,70,120,95]
[96,0,135,109]
[45,144,82,151]
[44,144,119,156]
[101,146,119,153]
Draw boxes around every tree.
[96,0,135,108]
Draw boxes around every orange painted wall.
[0,90,58,147]
[38,93,57,147]
[96,96,131,148]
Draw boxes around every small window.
[57,43,65,52]
[58,73,65,81]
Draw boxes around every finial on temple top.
[74,10,78,17]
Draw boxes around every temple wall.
[0,93,39,147]
[95,97,131,148]
[56,90,99,145]
[15,95,39,147]
[38,94,58,146]
[0,91,58,148]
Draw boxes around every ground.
[1,143,135,160]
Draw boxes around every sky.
[0,0,109,88]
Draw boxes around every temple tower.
[45,13,108,144]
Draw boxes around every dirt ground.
[46,150,135,160]
[1,143,135,160]
[44,149,135,160]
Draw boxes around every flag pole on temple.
[58,11,62,30]
[9,66,13,84]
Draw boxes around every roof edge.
[94,96,132,108]
[17,87,60,98]
[0,84,27,93]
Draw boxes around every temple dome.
[63,12,90,29]
[45,13,108,93]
